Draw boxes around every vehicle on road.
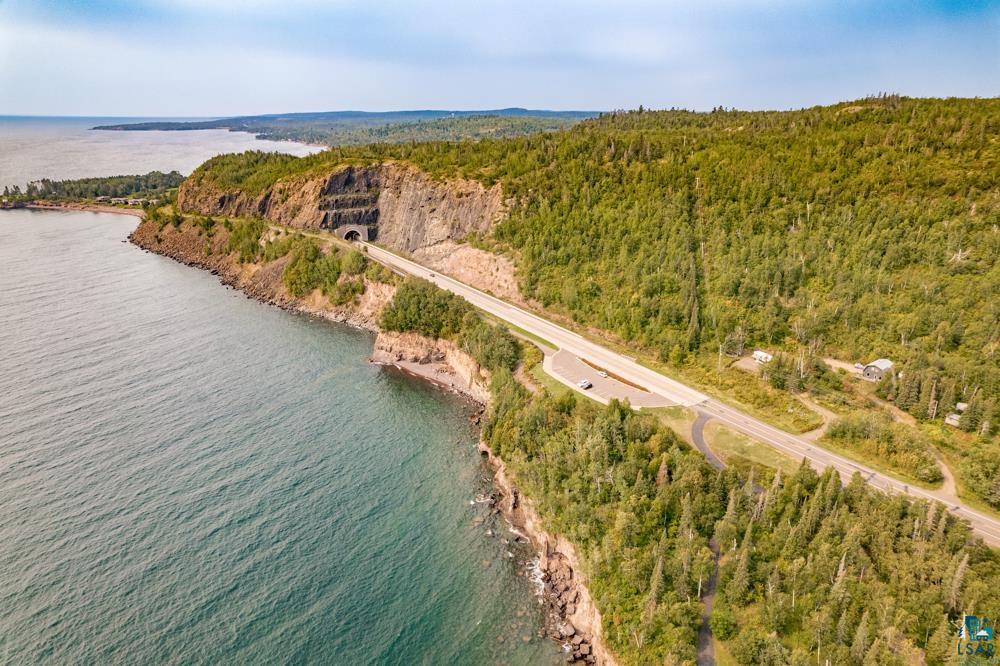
[597,371,608,378]
[577,379,593,389]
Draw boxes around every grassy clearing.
[940,448,994,513]
[713,638,738,666]
[645,406,696,445]
[481,313,558,351]
[673,358,824,434]
[703,422,800,479]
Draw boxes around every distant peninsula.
[93,108,599,146]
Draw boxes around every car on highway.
[577,379,593,390]
[597,371,608,378]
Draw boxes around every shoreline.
[25,201,146,218]
[42,204,613,665]
[477,442,614,665]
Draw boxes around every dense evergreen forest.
[3,171,183,201]
[186,96,999,504]
[376,277,1000,664]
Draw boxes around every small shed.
[752,350,773,364]
[862,358,894,382]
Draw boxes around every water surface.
[0,116,319,189]
[0,209,557,664]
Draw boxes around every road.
[359,241,1000,547]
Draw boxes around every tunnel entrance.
[344,229,361,242]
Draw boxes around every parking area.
[544,349,674,408]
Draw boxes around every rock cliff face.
[370,331,491,404]
[178,161,522,301]
[178,162,505,253]
[478,444,616,666]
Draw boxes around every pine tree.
[850,610,870,663]
[729,545,752,605]
[947,552,969,610]
[925,615,956,666]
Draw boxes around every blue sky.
[1,0,997,116]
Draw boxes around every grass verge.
[703,422,800,479]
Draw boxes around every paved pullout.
[358,241,1000,547]
[690,411,724,471]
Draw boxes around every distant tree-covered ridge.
[3,171,184,201]
[94,108,596,147]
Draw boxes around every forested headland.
[2,171,184,202]
[94,109,594,147]
[185,95,999,508]
[136,183,1000,664]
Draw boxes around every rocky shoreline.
[124,213,613,664]
[477,443,615,666]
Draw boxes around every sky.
[1,0,997,117]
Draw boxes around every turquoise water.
[0,209,558,664]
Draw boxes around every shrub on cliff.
[380,278,469,339]
[282,242,323,297]
[280,239,347,300]
[225,218,267,263]
[458,312,519,372]
[341,250,367,276]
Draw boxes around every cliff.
[178,162,523,302]
[478,444,615,666]
[178,162,505,252]
[128,215,392,331]
[370,331,492,404]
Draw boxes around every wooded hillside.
[187,95,999,438]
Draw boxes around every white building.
[752,350,773,364]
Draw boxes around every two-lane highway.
[359,240,1000,546]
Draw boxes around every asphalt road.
[359,241,1000,547]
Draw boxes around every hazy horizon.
[4,93,999,123]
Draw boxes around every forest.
[173,193,1000,663]
[365,276,1000,664]
[3,170,184,201]
[380,277,520,373]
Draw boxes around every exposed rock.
[370,330,491,404]
[179,162,505,254]
[178,162,523,303]
[128,216,393,331]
